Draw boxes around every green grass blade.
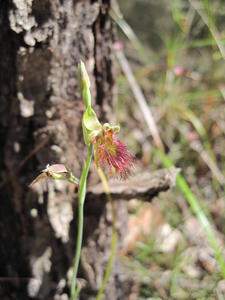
[110,8,149,65]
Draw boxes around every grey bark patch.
[9,0,36,33]
[87,167,180,201]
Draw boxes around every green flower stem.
[71,145,93,300]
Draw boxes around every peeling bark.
[87,167,180,201]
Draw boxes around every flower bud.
[78,61,91,107]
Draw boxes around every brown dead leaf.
[122,203,163,254]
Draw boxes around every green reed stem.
[71,145,93,300]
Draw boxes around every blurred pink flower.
[174,66,184,76]
[187,131,199,142]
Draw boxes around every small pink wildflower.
[174,66,184,76]
[187,131,198,142]
[92,127,134,179]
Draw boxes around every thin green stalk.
[154,148,225,278]
[71,145,93,300]
[96,168,117,300]
[110,8,149,65]
[189,0,225,59]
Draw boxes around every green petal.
[111,125,120,133]
[103,123,120,133]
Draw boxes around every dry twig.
[114,44,164,152]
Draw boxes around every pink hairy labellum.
[92,128,134,179]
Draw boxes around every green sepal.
[82,116,91,146]
[29,173,47,186]
[82,106,102,145]
[83,106,102,132]
[82,85,91,108]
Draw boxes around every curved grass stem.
[96,168,117,300]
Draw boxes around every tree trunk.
[0,1,125,299]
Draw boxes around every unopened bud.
[78,61,91,107]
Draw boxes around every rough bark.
[0,1,176,300]
[87,167,180,201]
[0,1,115,299]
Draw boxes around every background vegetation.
[114,0,225,299]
